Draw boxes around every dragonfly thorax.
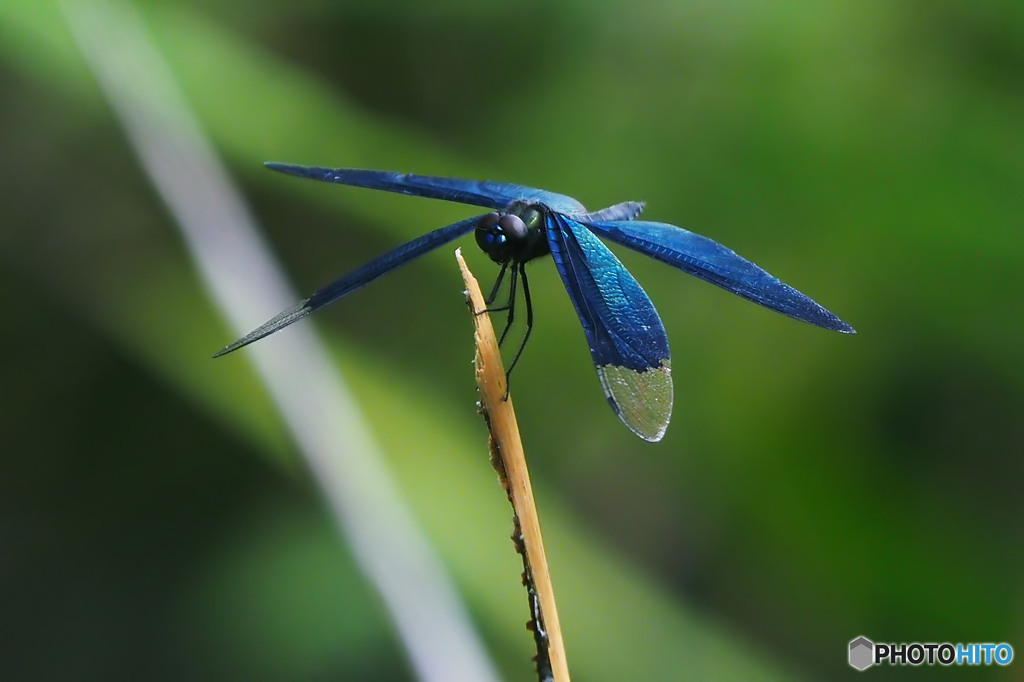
[474,202,549,265]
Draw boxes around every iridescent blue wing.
[265,163,588,216]
[583,219,855,333]
[546,213,673,441]
[214,215,481,356]
[582,201,646,222]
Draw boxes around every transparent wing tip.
[598,362,673,442]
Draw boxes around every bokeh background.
[3,0,1022,680]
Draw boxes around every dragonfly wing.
[582,201,645,222]
[214,214,481,356]
[546,213,673,441]
[266,163,587,215]
[584,219,855,333]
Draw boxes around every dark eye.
[478,212,500,230]
[498,214,528,240]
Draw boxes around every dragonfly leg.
[483,261,509,306]
[496,265,518,347]
[479,261,515,329]
[502,262,533,399]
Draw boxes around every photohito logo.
[848,636,1013,670]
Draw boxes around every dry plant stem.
[457,249,570,682]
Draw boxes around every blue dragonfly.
[216,163,854,441]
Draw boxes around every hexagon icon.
[849,636,874,671]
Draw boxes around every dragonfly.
[215,162,854,441]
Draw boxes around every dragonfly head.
[475,204,547,264]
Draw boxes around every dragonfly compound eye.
[475,212,509,259]
[498,214,528,240]
[478,212,500,230]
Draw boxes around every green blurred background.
[2,0,1022,680]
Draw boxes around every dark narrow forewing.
[584,219,855,333]
[214,215,481,357]
[265,163,587,216]
[546,213,673,441]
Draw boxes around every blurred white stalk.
[58,1,500,680]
